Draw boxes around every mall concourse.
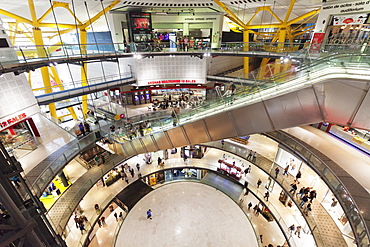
[1,0,370,247]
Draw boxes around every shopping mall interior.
[1,0,370,246]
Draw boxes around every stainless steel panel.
[167,127,189,147]
[121,142,136,157]
[140,135,157,152]
[348,82,370,129]
[152,132,172,150]
[264,87,323,130]
[323,79,367,125]
[131,139,146,154]
[183,121,211,144]
[231,102,274,135]
[203,112,237,140]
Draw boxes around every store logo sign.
[0,113,27,129]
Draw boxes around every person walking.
[252,151,258,163]
[264,191,270,201]
[136,163,140,171]
[247,150,253,160]
[257,178,262,188]
[78,122,86,136]
[79,223,86,234]
[120,170,127,180]
[289,183,298,194]
[295,225,302,238]
[297,187,305,198]
[114,212,118,221]
[304,203,312,216]
[253,205,258,214]
[125,176,129,184]
[101,216,106,226]
[119,211,123,220]
[295,170,302,183]
[157,157,162,166]
[147,209,152,220]
[300,195,309,208]
[283,165,289,176]
[100,154,105,164]
[244,165,251,176]
[309,190,317,203]
[274,167,280,178]
[288,224,295,235]
[74,215,79,228]
[248,202,253,210]
[84,122,91,133]
[97,218,102,228]
[221,139,225,147]
[130,168,135,178]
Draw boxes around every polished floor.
[15,104,370,247]
[115,182,259,247]
[65,139,313,247]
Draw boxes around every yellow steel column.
[243,30,249,77]
[274,28,287,75]
[80,28,88,115]
[33,27,57,119]
[49,67,78,119]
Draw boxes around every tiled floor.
[115,182,259,247]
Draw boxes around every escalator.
[111,53,370,158]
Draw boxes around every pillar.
[80,29,88,115]
[183,23,189,36]
[243,30,249,77]
[58,170,69,187]
[33,27,57,119]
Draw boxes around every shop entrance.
[0,119,38,158]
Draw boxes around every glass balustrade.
[265,131,370,247]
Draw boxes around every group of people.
[111,119,152,141]
[73,214,89,234]
[246,149,258,163]
[119,163,141,184]
[78,121,91,137]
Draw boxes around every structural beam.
[213,0,246,29]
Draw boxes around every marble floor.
[115,182,259,247]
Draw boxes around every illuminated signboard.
[130,13,152,31]
[0,113,27,129]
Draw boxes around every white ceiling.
[0,0,324,28]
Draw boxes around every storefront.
[40,171,71,209]
[313,1,370,53]
[274,148,303,177]
[329,125,370,154]
[123,85,208,106]
[0,117,39,159]
[76,138,114,169]
[313,123,370,154]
